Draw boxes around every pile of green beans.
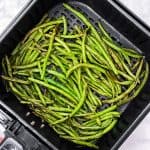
[1,3,149,149]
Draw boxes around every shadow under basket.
[0,0,150,150]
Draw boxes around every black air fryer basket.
[0,0,150,149]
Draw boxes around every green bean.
[34,82,46,105]
[102,119,117,134]
[61,124,79,136]
[82,30,87,62]
[113,80,133,85]
[120,58,136,79]
[23,30,37,43]
[54,42,81,50]
[116,83,122,96]
[28,77,77,104]
[101,119,113,128]
[87,89,98,106]
[70,83,87,117]
[101,111,120,117]
[132,59,140,70]
[62,16,67,35]
[13,83,28,97]
[68,77,81,99]
[13,69,34,76]
[76,65,82,95]
[82,118,96,126]
[54,46,74,57]
[124,47,142,55]
[15,56,21,66]
[139,70,145,79]
[108,48,124,70]
[98,22,112,41]
[89,83,112,98]
[118,70,134,81]
[5,56,12,77]
[74,125,104,131]
[63,129,103,140]
[93,94,102,106]
[63,3,101,43]
[100,114,120,121]
[46,70,66,80]
[86,77,112,97]
[22,84,35,98]
[55,37,71,52]
[135,58,144,81]
[52,116,69,125]
[22,39,33,51]
[53,126,66,135]
[54,94,75,108]
[87,36,100,52]
[9,82,26,98]
[29,50,40,63]
[34,19,63,29]
[48,107,72,113]
[88,105,117,118]
[2,58,8,76]
[34,43,47,52]
[102,37,142,58]
[11,43,22,55]
[46,78,77,99]
[37,61,42,78]
[86,51,99,65]
[97,80,112,94]
[85,100,95,112]
[41,29,56,79]
[60,33,83,38]
[1,75,30,84]
[12,61,39,69]
[71,140,98,149]
[122,53,131,66]
[51,55,66,74]
[106,76,115,98]
[82,119,112,130]
[37,14,49,25]
[19,49,29,65]
[34,110,57,122]
[23,32,37,43]
[89,36,118,74]
[43,95,54,104]
[66,63,106,78]
[43,108,64,119]
[22,44,35,64]
[43,25,55,33]
[34,30,43,42]
[81,30,98,81]
[117,62,149,106]
[103,81,137,104]
[79,130,98,136]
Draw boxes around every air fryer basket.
[0,0,150,150]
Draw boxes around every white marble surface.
[0,0,150,149]
[119,0,150,27]
[0,0,30,35]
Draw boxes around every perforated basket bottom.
[48,1,143,113]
